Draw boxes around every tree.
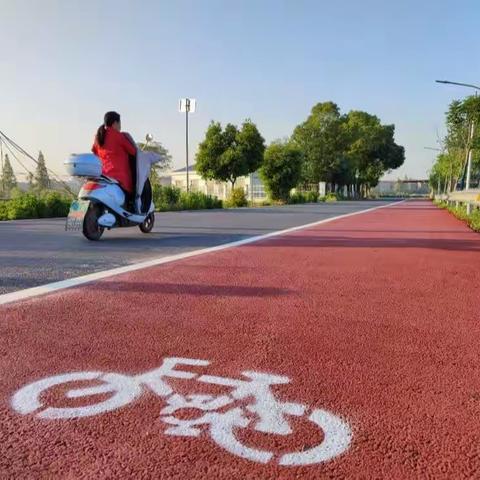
[34,151,50,190]
[429,95,480,191]
[196,120,265,188]
[136,141,172,185]
[1,154,17,195]
[292,102,404,197]
[343,111,404,196]
[27,172,35,189]
[291,102,347,186]
[260,141,303,201]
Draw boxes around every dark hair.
[96,111,121,146]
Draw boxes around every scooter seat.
[101,175,120,184]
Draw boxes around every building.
[372,179,430,196]
[162,165,267,202]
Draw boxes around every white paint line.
[0,200,406,306]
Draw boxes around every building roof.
[172,164,196,173]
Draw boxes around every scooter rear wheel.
[83,203,105,241]
[139,212,155,233]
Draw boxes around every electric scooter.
[64,135,163,241]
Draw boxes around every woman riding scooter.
[92,111,137,206]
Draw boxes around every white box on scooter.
[64,154,102,178]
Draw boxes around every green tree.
[136,141,172,186]
[445,95,480,187]
[291,102,347,186]
[260,141,303,201]
[1,154,17,195]
[343,111,404,196]
[196,120,265,188]
[429,95,480,191]
[27,172,35,190]
[34,151,50,191]
[292,102,404,197]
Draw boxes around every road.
[0,201,390,294]
[2,200,480,479]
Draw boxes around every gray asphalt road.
[0,201,395,294]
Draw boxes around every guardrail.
[436,189,480,214]
[447,189,480,205]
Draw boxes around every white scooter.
[64,135,162,241]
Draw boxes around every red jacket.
[92,127,137,193]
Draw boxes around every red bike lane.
[1,201,480,479]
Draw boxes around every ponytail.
[95,111,121,147]
[96,124,107,146]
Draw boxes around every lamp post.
[179,98,196,192]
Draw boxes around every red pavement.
[1,200,480,479]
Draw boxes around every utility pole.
[179,98,196,193]
[465,118,475,190]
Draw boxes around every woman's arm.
[121,132,137,156]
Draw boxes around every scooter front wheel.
[139,212,155,233]
[83,203,104,241]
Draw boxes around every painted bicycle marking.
[11,357,352,466]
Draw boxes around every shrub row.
[153,185,222,211]
[287,191,341,204]
[0,191,72,221]
[435,201,480,232]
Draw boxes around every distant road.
[0,201,392,294]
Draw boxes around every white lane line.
[0,201,406,306]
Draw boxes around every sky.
[1,0,479,181]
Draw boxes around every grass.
[434,200,480,232]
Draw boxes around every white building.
[162,165,267,202]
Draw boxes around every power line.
[1,137,34,177]
[0,130,74,196]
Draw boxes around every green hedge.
[288,191,320,204]
[153,185,222,211]
[0,191,72,221]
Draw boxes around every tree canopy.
[429,95,480,191]
[195,102,404,200]
[260,141,303,201]
[1,154,17,195]
[196,120,265,187]
[34,151,50,190]
[292,102,404,195]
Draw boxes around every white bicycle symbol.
[11,357,352,466]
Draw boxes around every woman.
[92,111,137,194]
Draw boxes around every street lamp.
[435,80,480,91]
[435,79,479,198]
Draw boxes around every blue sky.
[1,0,479,180]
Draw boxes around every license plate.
[65,200,90,231]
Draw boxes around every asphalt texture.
[2,201,480,479]
[0,201,392,294]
